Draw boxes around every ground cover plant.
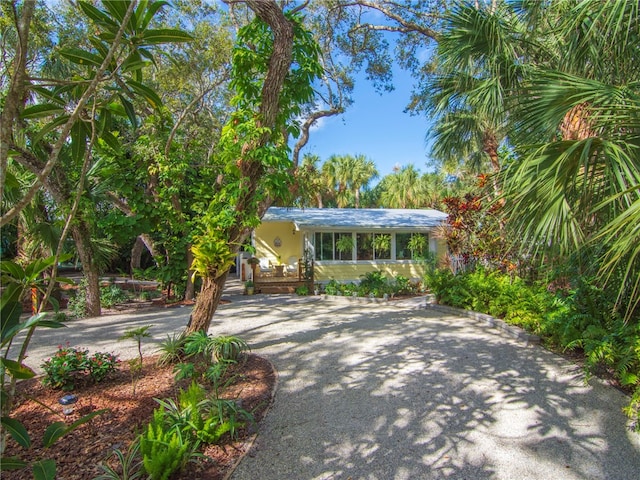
[321,273,421,298]
[425,267,640,429]
[3,353,275,480]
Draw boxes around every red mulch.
[3,354,276,480]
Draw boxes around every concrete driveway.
[18,283,640,479]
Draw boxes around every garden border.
[425,300,541,346]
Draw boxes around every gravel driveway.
[18,281,640,479]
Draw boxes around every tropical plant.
[119,325,153,367]
[100,285,130,309]
[41,345,119,390]
[140,410,195,480]
[1,260,107,475]
[211,336,250,363]
[94,440,144,480]
[156,333,186,367]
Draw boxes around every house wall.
[253,221,448,283]
[253,221,302,266]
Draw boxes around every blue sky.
[301,68,435,179]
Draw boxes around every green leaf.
[33,459,56,480]
[42,409,109,447]
[141,28,193,44]
[33,114,71,145]
[141,1,169,29]
[118,94,138,128]
[78,1,118,29]
[71,121,87,163]
[1,417,31,448]
[102,0,129,24]
[21,104,64,120]
[59,48,104,67]
[31,87,66,106]
[0,456,28,470]
[98,131,122,153]
[0,358,36,380]
[125,80,162,109]
[42,422,67,448]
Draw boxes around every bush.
[41,344,119,390]
[100,284,130,308]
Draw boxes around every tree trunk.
[0,0,35,203]
[71,221,101,317]
[186,272,227,334]
[187,0,295,334]
[184,246,195,301]
[130,236,145,272]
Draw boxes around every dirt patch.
[3,354,276,480]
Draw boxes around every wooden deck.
[253,261,314,294]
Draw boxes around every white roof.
[262,207,447,231]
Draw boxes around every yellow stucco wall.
[253,220,448,283]
[253,221,303,266]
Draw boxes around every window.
[314,232,333,261]
[356,233,373,260]
[313,231,428,261]
[396,233,428,259]
[334,232,353,260]
[314,232,354,260]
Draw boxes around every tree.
[415,1,525,198]
[500,0,640,316]
[1,0,192,316]
[350,154,378,208]
[186,1,322,334]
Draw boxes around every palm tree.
[349,154,378,208]
[379,164,421,208]
[322,154,353,208]
[296,154,327,207]
[501,0,640,315]
[421,1,526,197]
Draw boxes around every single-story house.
[244,207,448,285]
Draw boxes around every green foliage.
[183,331,216,361]
[324,279,340,296]
[408,234,427,258]
[295,284,309,296]
[94,440,144,480]
[140,411,193,480]
[100,285,130,308]
[359,271,388,296]
[211,336,250,363]
[68,280,129,317]
[391,275,415,295]
[119,325,153,365]
[67,279,89,319]
[41,345,119,390]
[0,257,103,478]
[156,333,186,367]
[139,380,254,479]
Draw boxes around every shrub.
[211,336,250,362]
[324,279,340,295]
[100,284,130,308]
[156,333,187,367]
[67,279,88,318]
[41,345,119,390]
[359,271,388,296]
[295,284,309,295]
[140,410,193,480]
